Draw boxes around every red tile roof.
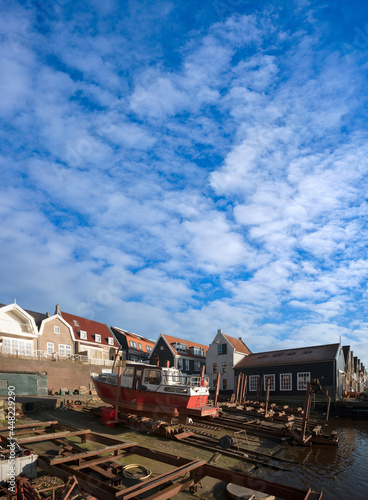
[235,343,340,369]
[162,334,209,358]
[61,311,117,347]
[224,335,252,354]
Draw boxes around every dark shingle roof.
[235,343,340,369]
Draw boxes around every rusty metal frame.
[6,422,322,500]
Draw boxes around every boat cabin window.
[123,367,134,377]
[144,369,161,385]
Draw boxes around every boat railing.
[161,373,209,388]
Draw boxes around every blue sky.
[1,0,368,364]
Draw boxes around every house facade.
[150,334,208,374]
[110,326,155,362]
[206,329,251,392]
[59,306,119,364]
[37,310,76,358]
[235,343,346,401]
[0,302,39,356]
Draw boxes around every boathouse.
[234,343,346,401]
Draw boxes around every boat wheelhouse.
[92,362,219,420]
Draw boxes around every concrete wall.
[0,356,116,394]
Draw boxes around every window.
[249,375,259,392]
[191,347,204,356]
[129,341,137,348]
[174,343,187,353]
[194,361,201,372]
[138,343,142,350]
[95,334,101,343]
[59,344,71,357]
[264,374,275,391]
[108,337,114,345]
[146,345,152,352]
[223,378,227,390]
[185,359,189,371]
[144,369,161,385]
[79,330,87,340]
[217,343,227,355]
[123,367,134,377]
[280,373,292,391]
[297,372,310,390]
[3,338,33,357]
[54,326,60,334]
[222,362,227,373]
[213,363,217,374]
[47,342,54,355]
[178,358,183,370]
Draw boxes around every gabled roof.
[161,334,209,358]
[223,334,252,354]
[235,343,340,369]
[24,309,48,328]
[111,326,155,354]
[61,311,117,347]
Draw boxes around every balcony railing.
[0,345,116,366]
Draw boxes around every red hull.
[93,379,218,419]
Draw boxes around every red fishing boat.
[91,362,219,421]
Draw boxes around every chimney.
[217,329,222,334]
[55,304,61,316]
[46,312,50,318]
[239,337,243,341]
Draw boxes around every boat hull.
[93,379,218,419]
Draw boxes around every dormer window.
[95,334,101,343]
[108,337,114,345]
[190,346,204,356]
[173,342,187,353]
[79,330,87,340]
[73,320,80,327]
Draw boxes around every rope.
[122,464,152,481]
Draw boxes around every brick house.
[110,327,155,362]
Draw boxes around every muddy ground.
[3,396,283,499]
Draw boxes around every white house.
[206,329,251,392]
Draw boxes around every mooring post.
[114,366,122,419]
[235,373,242,404]
[214,373,221,407]
[264,376,270,417]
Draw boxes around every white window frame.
[108,337,114,345]
[249,375,259,392]
[194,361,201,372]
[47,342,54,355]
[263,374,275,391]
[95,334,101,343]
[54,326,60,334]
[280,373,292,391]
[146,345,152,352]
[177,358,183,370]
[138,343,142,350]
[59,344,71,357]
[3,338,33,357]
[297,372,310,391]
[184,359,189,371]
[79,330,87,340]
[130,340,137,348]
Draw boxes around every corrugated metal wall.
[0,373,47,396]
